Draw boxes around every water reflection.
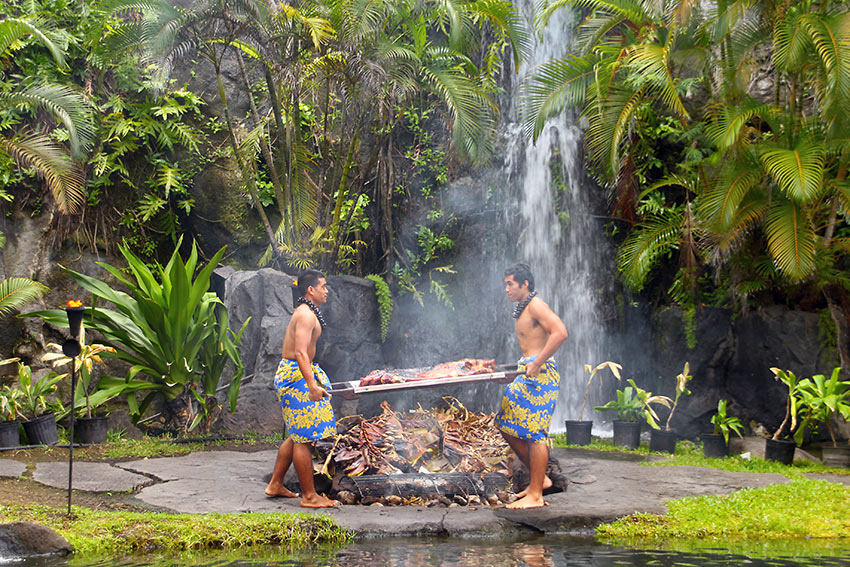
[8,537,850,567]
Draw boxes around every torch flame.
[67,300,83,308]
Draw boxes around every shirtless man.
[264,268,339,508]
[496,263,568,509]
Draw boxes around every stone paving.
[5,445,844,537]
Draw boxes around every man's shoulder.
[528,295,560,320]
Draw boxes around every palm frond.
[699,159,762,230]
[705,100,773,151]
[0,277,48,319]
[519,54,597,140]
[617,209,684,291]
[773,10,809,71]
[0,84,95,157]
[759,139,825,203]
[584,83,643,181]
[466,0,531,66]
[627,43,688,119]
[538,0,647,30]
[0,17,66,68]
[1,131,86,214]
[421,64,496,165]
[764,199,816,281]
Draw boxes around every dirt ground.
[0,439,281,512]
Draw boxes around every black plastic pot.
[0,420,20,448]
[702,433,729,458]
[22,413,59,446]
[764,438,795,465]
[565,420,593,446]
[613,420,641,449]
[822,446,850,469]
[75,416,109,445]
[649,428,677,454]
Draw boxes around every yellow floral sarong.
[274,359,337,443]
[495,356,560,443]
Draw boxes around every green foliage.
[595,379,672,429]
[26,239,246,431]
[365,274,393,342]
[0,361,63,419]
[795,367,850,447]
[710,399,744,445]
[392,224,456,309]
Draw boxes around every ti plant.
[710,399,744,445]
[664,362,693,431]
[769,368,803,442]
[579,361,622,421]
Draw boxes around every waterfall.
[501,1,613,431]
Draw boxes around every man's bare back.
[282,304,321,360]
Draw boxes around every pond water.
[7,537,850,567]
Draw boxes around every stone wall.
[622,306,839,439]
[216,268,385,434]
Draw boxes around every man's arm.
[524,300,568,377]
[292,310,330,401]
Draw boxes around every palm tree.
[0,16,94,214]
[536,0,850,364]
[521,0,697,221]
[107,0,526,272]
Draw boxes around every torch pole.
[63,302,84,518]
[68,359,76,516]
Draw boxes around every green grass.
[0,505,351,555]
[596,478,850,542]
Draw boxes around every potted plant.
[566,361,622,445]
[595,379,671,449]
[704,399,744,458]
[766,368,803,464]
[0,357,24,448]
[42,334,119,444]
[14,362,64,446]
[650,362,692,454]
[795,367,850,468]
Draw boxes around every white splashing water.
[502,2,612,431]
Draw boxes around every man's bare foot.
[516,476,552,498]
[506,494,548,509]
[301,494,340,508]
[264,484,299,498]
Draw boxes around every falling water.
[501,2,612,430]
